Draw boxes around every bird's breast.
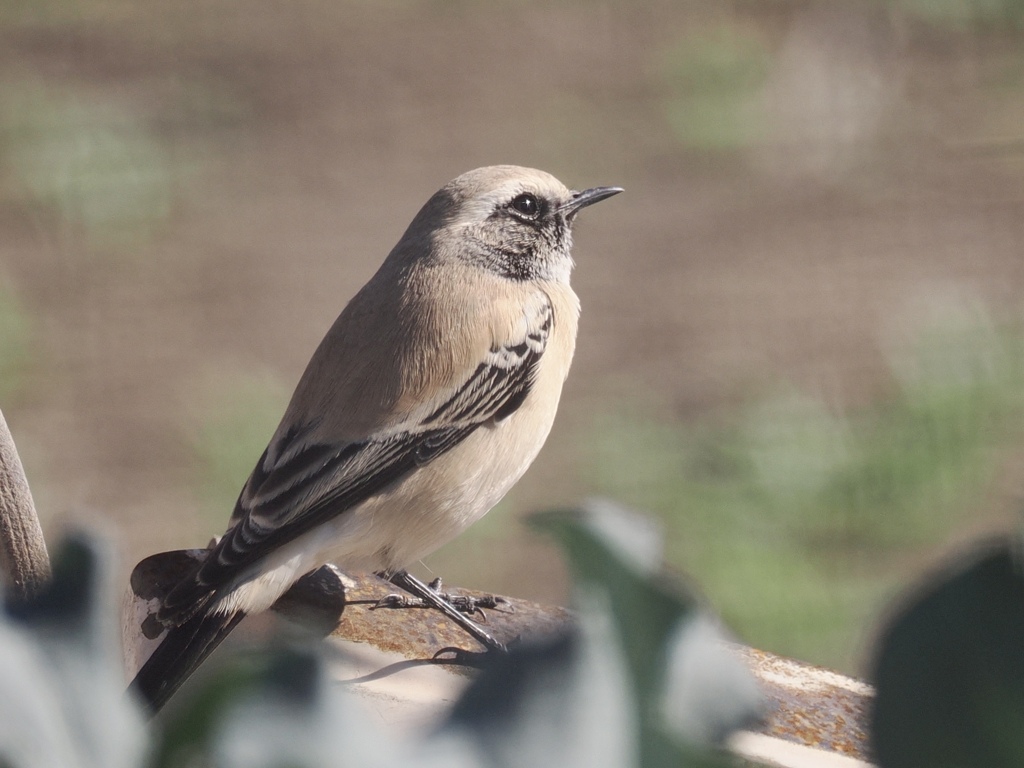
[347,282,579,570]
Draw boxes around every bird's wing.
[160,293,553,622]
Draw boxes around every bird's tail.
[129,609,245,715]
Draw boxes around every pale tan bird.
[129,165,622,712]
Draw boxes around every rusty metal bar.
[125,552,875,766]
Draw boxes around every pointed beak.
[561,185,624,217]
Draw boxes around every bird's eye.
[510,193,541,219]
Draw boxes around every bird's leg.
[376,570,507,652]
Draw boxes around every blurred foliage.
[4,516,1023,767]
[586,308,1024,671]
[0,534,148,768]
[528,502,762,764]
[657,23,772,152]
[871,535,1024,768]
[191,374,290,530]
[0,83,176,250]
[0,506,759,768]
[0,284,32,402]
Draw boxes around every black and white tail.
[129,609,245,715]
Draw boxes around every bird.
[128,165,622,713]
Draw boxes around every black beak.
[561,186,624,217]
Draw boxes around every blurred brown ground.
[1,1,1023,667]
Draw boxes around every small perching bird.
[129,165,622,713]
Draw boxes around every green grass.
[584,314,1024,672]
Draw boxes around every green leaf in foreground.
[528,499,763,766]
[870,536,1024,768]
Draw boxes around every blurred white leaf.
[442,589,638,768]
[659,615,763,746]
[579,498,664,575]
[2,533,148,768]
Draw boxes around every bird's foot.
[371,577,509,618]
[379,570,511,653]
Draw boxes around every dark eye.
[510,193,541,219]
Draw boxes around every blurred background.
[2,0,1024,677]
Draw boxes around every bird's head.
[400,165,622,284]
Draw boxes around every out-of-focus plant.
[0,533,148,768]
[657,22,772,152]
[586,305,1024,670]
[0,84,176,249]
[871,530,1024,768]
[2,509,1023,766]
[0,503,763,768]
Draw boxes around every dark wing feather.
[160,299,552,623]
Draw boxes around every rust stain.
[734,646,873,759]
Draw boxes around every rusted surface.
[736,647,873,760]
[127,550,874,765]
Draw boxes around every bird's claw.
[370,593,412,610]
[371,587,509,617]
